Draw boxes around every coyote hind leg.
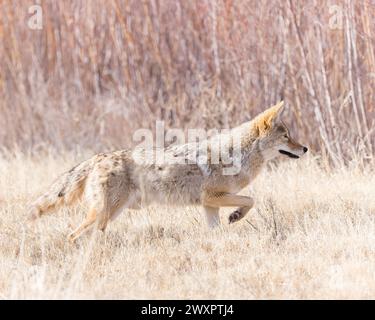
[68,207,97,242]
[67,186,139,242]
[67,203,117,243]
[95,192,140,233]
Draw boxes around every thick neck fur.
[227,120,266,178]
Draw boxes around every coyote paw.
[229,210,241,224]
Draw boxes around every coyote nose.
[303,147,308,153]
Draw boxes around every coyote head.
[253,101,308,161]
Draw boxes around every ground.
[0,152,375,299]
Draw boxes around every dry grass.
[1,152,375,299]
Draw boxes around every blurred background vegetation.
[0,0,374,165]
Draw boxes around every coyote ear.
[265,101,285,128]
[254,101,285,135]
[271,100,285,123]
[254,117,270,136]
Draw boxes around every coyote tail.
[28,159,92,221]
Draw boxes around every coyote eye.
[284,134,288,138]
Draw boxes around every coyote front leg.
[203,192,254,224]
[202,206,220,228]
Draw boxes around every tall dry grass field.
[0,1,375,299]
[0,153,375,299]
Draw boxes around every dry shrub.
[0,1,374,164]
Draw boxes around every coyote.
[29,101,307,241]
